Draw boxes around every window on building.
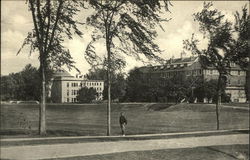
[230,62,236,67]
[231,71,237,75]
[67,90,69,96]
[192,70,196,76]
[199,70,202,75]
[67,83,69,87]
[67,98,69,102]
[238,80,241,85]
[238,70,240,75]
[210,70,213,74]
[72,98,74,102]
[72,90,74,95]
[205,70,209,75]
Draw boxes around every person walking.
[119,112,127,136]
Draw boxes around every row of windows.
[66,90,78,96]
[227,79,244,85]
[158,69,202,78]
[67,88,103,96]
[66,93,103,103]
[205,70,245,76]
[150,69,245,79]
[154,63,189,70]
[186,70,202,76]
[205,70,219,75]
[230,70,245,76]
[67,82,103,87]
[67,98,77,103]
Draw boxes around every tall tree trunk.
[39,61,46,135]
[215,73,222,130]
[246,68,250,102]
[106,46,111,136]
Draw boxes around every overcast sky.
[1,1,248,76]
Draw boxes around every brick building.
[138,56,246,103]
[51,69,104,103]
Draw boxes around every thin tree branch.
[46,0,63,55]
[29,0,42,53]
[36,0,45,52]
[44,0,51,55]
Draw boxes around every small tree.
[85,0,171,135]
[77,87,98,103]
[184,2,234,130]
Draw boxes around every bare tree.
[18,0,84,135]
[85,0,171,135]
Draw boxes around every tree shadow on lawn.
[206,146,248,160]
[147,103,174,111]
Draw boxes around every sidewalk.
[1,132,249,160]
[1,128,248,142]
[221,105,250,110]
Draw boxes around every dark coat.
[119,115,127,125]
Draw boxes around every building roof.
[165,56,198,64]
[139,56,198,73]
[53,69,74,77]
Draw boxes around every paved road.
[1,134,248,160]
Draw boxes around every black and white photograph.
[1,0,249,159]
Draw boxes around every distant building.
[138,56,246,103]
[51,69,104,103]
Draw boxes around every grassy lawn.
[45,144,249,160]
[0,103,249,136]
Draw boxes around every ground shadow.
[147,103,173,111]
[206,146,243,160]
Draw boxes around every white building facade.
[51,70,104,103]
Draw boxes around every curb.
[1,128,248,142]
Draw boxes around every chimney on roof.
[180,51,186,59]
[170,55,174,63]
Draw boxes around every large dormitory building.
[138,56,246,103]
